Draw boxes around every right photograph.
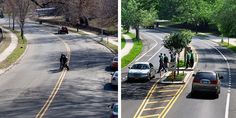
[121,0,236,118]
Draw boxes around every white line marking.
[148,46,164,61]
[225,93,230,118]
[135,35,158,61]
[205,41,231,118]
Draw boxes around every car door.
[149,63,155,76]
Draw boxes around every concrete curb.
[0,27,28,76]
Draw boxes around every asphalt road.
[0,18,117,118]
[166,38,236,118]
[122,29,170,118]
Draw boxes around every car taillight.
[193,79,200,83]
[211,80,218,84]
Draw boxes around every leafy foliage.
[163,30,193,54]
[215,0,236,37]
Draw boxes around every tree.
[4,0,17,30]
[163,30,193,75]
[215,0,236,45]
[16,0,31,39]
[122,0,157,39]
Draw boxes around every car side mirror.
[128,67,131,69]
[219,76,223,80]
[192,74,195,77]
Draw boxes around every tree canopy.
[215,0,236,37]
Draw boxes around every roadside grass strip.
[0,31,11,54]
[122,32,143,68]
[219,41,236,53]
[121,35,126,49]
[0,29,27,69]
[99,40,118,54]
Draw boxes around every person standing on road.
[157,53,166,73]
[186,51,190,69]
[190,50,194,68]
[163,54,169,71]
[60,54,69,71]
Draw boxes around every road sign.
[169,62,176,71]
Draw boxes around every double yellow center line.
[35,37,71,118]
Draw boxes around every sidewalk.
[0,27,18,62]
[121,34,134,57]
[199,33,236,46]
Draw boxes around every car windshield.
[195,72,216,80]
[131,64,149,69]
[113,105,118,113]
[113,57,118,61]
[114,72,118,77]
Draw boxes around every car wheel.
[215,93,219,98]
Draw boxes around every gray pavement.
[0,18,117,118]
[122,29,170,118]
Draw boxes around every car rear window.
[114,57,118,61]
[131,64,149,69]
[195,72,216,80]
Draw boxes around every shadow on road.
[186,92,218,100]
[104,83,118,91]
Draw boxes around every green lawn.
[0,29,27,69]
[100,40,118,54]
[164,72,186,81]
[121,36,126,49]
[177,60,185,68]
[219,42,236,53]
[122,32,143,68]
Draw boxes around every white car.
[111,71,118,86]
[108,102,118,118]
[127,62,156,81]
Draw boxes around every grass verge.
[164,72,186,81]
[121,36,126,49]
[122,32,143,68]
[177,60,185,68]
[0,31,11,54]
[99,40,118,54]
[0,29,27,69]
[219,41,236,53]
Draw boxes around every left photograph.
[0,0,118,118]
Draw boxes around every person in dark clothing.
[186,52,190,69]
[157,53,167,73]
[163,54,169,70]
[60,54,69,71]
[76,22,80,32]
[189,50,194,68]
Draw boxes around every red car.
[111,56,118,70]
[58,26,68,34]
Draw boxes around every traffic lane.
[122,29,169,78]
[43,33,117,117]
[122,30,170,118]
[166,38,229,118]
[202,40,236,118]
[0,22,67,117]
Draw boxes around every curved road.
[0,19,117,118]
[122,29,170,118]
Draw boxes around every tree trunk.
[21,27,24,40]
[135,25,139,40]
[177,52,180,75]
[12,13,15,30]
[8,14,11,28]
[228,37,229,46]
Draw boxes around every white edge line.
[205,41,230,118]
